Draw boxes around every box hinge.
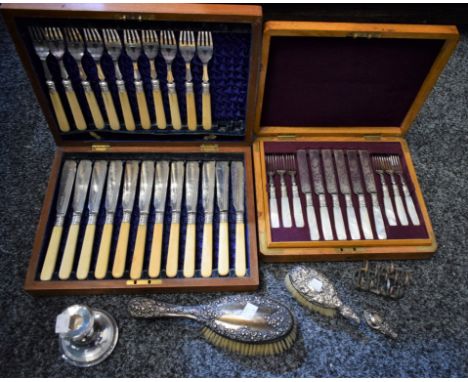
[349,32,383,39]
[200,143,219,152]
[277,134,297,140]
[363,135,382,141]
[91,144,111,152]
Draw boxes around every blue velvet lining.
[36,153,250,281]
[18,18,252,140]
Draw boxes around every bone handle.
[148,222,164,278]
[83,83,104,129]
[152,86,167,129]
[94,223,113,279]
[135,82,151,130]
[200,222,213,278]
[234,221,246,277]
[165,222,180,277]
[130,224,147,280]
[118,84,136,131]
[47,83,70,132]
[76,223,96,280]
[186,84,197,131]
[202,83,212,130]
[40,225,63,281]
[183,223,196,278]
[59,223,80,280]
[168,84,181,130]
[218,221,229,276]
[112,222,130,278]
[64,82,87,131]
[100,82,120,130]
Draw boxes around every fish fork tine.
[189,31,195,46]
[170,30,176,46]
[208,31,213,46]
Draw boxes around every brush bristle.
[201,323,297,356]
[285,274,337,318]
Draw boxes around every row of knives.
[40,158,246,282]
[267,149,420,241]
[30,26,214,132]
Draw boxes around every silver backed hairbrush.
[128,295,297,356]
[285,265,360,324]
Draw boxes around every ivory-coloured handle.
[218,221,229,276]
[119,90,136,131]
[183,223,196,278]
[136,88,151,130]
[94,223,113,280]
[40,225,63,281]
[59,223,80,280]
[112,222,130,278]
[165,223,180,278]
[168,89,181,130]
[186,89,197,131]
[49,89,70,132]
[202,87,212,130]
[65,89,87,131]
[148,222,163,278]
[200,223,213,278]
[101,87,120,130]
[84,90,104,129]
[152,88,166,129]
[76,224,96,280]
[130,224,147,280]
[234,222,246,277]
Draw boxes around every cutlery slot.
[35,152,251,282]
[16,17,252,138]
[263,141,429,244]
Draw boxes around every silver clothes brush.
[128,295,297,356]
[285,265,360,324]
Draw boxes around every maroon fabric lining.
[261,36,443,127]
[264,141,429,242]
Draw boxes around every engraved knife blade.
[359,150,386,240]
[200,161,216,278]
[347,150,374,240]
[296,150,319,240]
[334,150,360,240]
[308,149,333,240]
[322,149,346,240]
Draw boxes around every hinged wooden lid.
[1,4,262,146]
[255,21,458,137]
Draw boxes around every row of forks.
[266,154,304,229]
[372,155,420,226]
[29,26,213,132]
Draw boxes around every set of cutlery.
[29,26,214,132]
[40,158,247,282]
[266,150,420,241]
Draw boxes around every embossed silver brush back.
[128,295,296,354]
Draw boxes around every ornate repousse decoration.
[288,265,360,324]
[128,295,295,344]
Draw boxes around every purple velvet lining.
[264,141,429,242]
[261,36,443,127]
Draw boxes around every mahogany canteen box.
[1,4,262,295]
[252,21,458,262]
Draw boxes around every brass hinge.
[363,135,382,141]
[277,134,297,140]
[126,279,163,286]
[200,143,219,152]
[349,32,382,39]
[91,144,111,152]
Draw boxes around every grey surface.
[0,18,467,377]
